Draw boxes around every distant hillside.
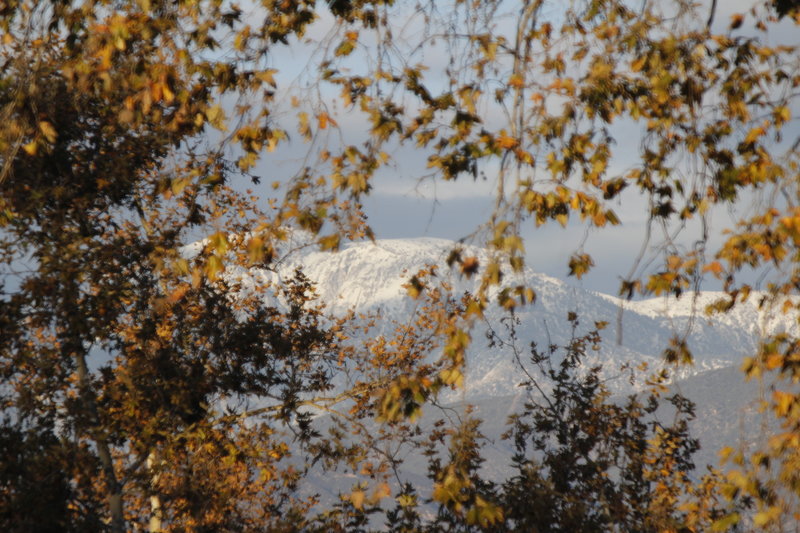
[223,236,796,399]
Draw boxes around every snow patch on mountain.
[215,235,799,399]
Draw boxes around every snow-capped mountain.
[228,236,797,399]
[219,235,787,496]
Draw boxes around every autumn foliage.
[2,0,800,531]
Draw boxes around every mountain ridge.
[222,236,796,399]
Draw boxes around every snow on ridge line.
[185,232,799,337]
[180,233,800,397]
[598,289,800,332]
[187,234,561,313]
[284,237,573,313]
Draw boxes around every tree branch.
[707,0,718,29]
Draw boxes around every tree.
[385,315,730,532]
[495,315,724,532]
[0,2,398,530]
[2,0,800,531]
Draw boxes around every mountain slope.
[220,236,787,508]
[230,236,795,399]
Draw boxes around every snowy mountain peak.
[223,235,797,398]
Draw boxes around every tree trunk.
[146,450,163,532]
[74,348,125,533]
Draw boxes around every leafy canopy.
[1,0,800,531]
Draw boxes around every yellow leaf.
[461,256,479,278]
[590,60,612,80]
[317,111,337,129]
[465,299,484,318]
[765,353,783,370]
[206,105,227,131]
[99,45,113,70]
[209,232,229,254]
[703,261,724,277]
[775,105,791,124]
[247,236,265,264]
[397,493,416,507]
[205,255,223,280]
[335,40,355,57]
[503,235,523,252]
[167,284,189,303]
[568,253,594,279]
[350,490,365,510]
[496,133,517,149]
[631,55,647,72]
[508,73,525,88]
[666,255,682,271]
[298,111,310,138]
[22,140,38,155]
[524,287,536,304]
[162,83,174,103]
[38,121,57,143]
[773,390,794,417]
[256,69,278,87]
[439,367,463,387]
[372,482,390,501]
[753,507,780,527]
[744,126,764,144]
[170,177,190,196]
[719,446,735,463]
[405,275,425,299]
[172,258,189,276]
[711,513,740,531]
[486,261,502,285]
[318,233,340,251]
[118,108,134,124]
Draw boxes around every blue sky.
[234,0,800,295]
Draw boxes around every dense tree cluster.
[1,0,800,531]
